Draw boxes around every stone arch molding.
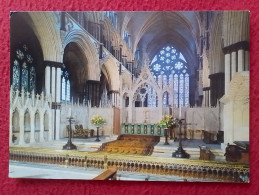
[63,29,100,81]
[28,12,63,62]
[100,55,120,91]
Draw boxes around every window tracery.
[12,44,36,93]
[61,69,70,102]
[150,46,189,107]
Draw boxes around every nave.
[9,11,250,182]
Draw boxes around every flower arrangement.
[157,115,178,128]
[91,115,106,126]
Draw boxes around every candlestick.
[68,108,72,117]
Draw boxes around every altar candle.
[179,106,182,119]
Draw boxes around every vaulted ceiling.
[117,11,202,75]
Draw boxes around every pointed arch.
[24,109,30,131]
[28,12,63,62]
[101,56,120,91]
[64,29,100,80]
[12,108,20,133]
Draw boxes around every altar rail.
[121,123,165,136]
[9,146,249,182]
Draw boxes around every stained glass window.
[150,46,189,107]
[61,70,70,102]
[22,63,28,92]
[11,44,36,93]
[13,60,20,91]
[163,91,169,107]
[174,74,179,106]
[185,74,189,107]
[29,67,36,91]
[146,86,157,107]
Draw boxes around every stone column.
[224,53,231,93]
[30,111,35,143]
[45,66,51,96]
[245,50,249,71]
[44,61,64,140]
[56,68,61,102]
[238,49,244,72]
[55,67,62,140]
[51,67,56,102]
[231,51,237,80]
[19,113,25,145]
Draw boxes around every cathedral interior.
[9,11,249,182]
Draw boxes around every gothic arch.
[162,90,173,106]
[111,31,121,48]
[132,80,159,99]
[44,111,49,131]
[100,66,111,89]
[12,108,20,133]
[102,18,113,42]
[101,56,120,91]
[132,76,161,101]
[28,12,63,62]
[24,109,30,131]
[35,110,40,131]
[63,29,100,80]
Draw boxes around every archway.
[12,109,20,145]
[44,111,49,141]
[10,12,44,94]
[63,42,89,103]
[100,70,111,107]
[64,30,100,81]
[35,111,40,142]
[24,110,30,143]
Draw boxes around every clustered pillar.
[202,87,211,107]
[223,41,249,94]
[44,61,64,140]
[110,90,120,107]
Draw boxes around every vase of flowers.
[158,115,178,128]
[158,115,178,145]
[91,116,106,142]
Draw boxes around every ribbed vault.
[118,11,201,75]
